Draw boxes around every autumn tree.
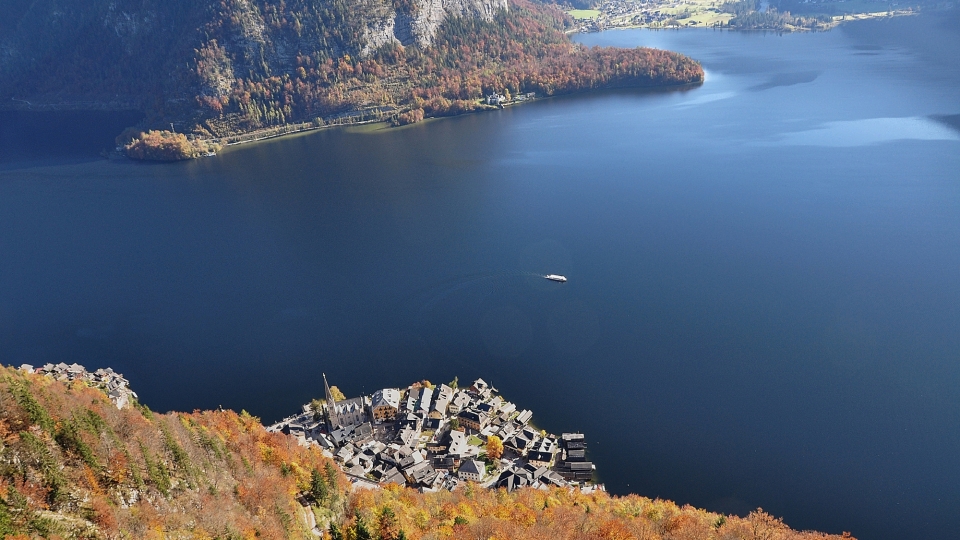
[377,506,401,540]
[311,398,325,420]
[486,435,504,460]
[329,386,347,401]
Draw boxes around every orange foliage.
[341,486,855,540]
[0,366,346,539]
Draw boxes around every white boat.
[544,274,567,282]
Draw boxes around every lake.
[1,11,959,540]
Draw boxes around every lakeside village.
[268,376,601,493]
[569,0,918,32]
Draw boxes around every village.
[267,376,600,493]
[569,0,914,32]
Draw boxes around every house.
[458,408,489,431]
[399,412,422,431]
[527,437,557,468]
[516,409,533,425]
[470,378,493,399]
[335,444,356,463]
[397,427,420,447]
[429,384,453,419]
[495,467,532,491]
[348,422,374,445]
[527,450,553,468]
[446,430,471,459]
[504,427,538,456]
[485,93,505,106]
[416,386,434,417]
[458,459,486,482]
[330,424,356,446]
[448,391,472,415]
[380,467,406,485]
[432,456,457,471]
[405,461,437,486]
[404,386,421,412]
[371,388,401,422]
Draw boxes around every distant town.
[268,376,601,493]
[568,0,917,32]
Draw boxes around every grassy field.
[568,9,602,19]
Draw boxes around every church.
[323,374,370,430]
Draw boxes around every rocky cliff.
[0,0,704,144]
[0,0,505,110]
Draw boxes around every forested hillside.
[0,0,702,152]
[0,366,854,539]
[0,366,348,537]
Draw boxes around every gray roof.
[459,459,485,477]
[372,388,401,409]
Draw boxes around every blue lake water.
[2,12,959,539]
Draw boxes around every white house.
[458,459,486,482]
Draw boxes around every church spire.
[323,373,337,430]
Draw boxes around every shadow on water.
[0,110,142,170]
[931,113,960,134]
[749,70,821,91]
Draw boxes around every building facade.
[324,373,370,430]
[371,388,401,422]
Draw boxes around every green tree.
[354,510,372,540]
[377,506,400,540]
[310,467,328,503]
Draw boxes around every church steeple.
[323,373,337,430]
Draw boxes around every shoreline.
[196,78,704,156]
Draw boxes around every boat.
[544,274,567,282]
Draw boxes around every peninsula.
[0,362,857,539]
[0,0,704,161]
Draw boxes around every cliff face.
[0,0,505,110]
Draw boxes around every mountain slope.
[0,0,703,141]
[0,366,348,538]
[0,365,854,539]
